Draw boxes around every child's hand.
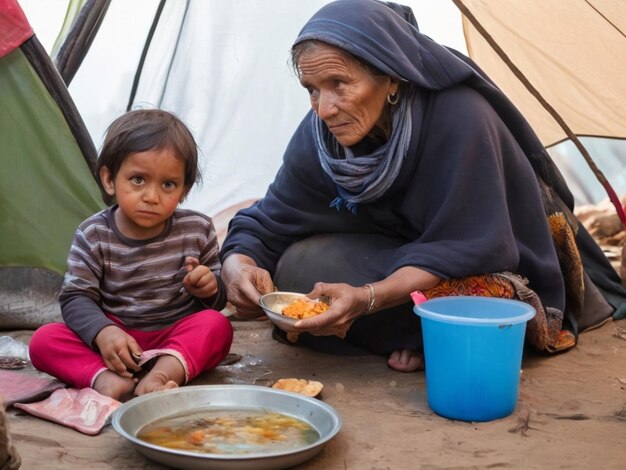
[94,325,143,378]
[183,256,218,299]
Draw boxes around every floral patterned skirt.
[421,272,574,353]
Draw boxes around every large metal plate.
[112,384,342,470]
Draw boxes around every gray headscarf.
[312,86,417,212]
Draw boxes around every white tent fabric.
[19,0,467,216]
[130,0,332,215]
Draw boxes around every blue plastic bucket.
[414,296,535,422]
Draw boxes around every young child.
[29,109,233,400]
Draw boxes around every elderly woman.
[220,0,626,371]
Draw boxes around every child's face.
[99,148,188,240]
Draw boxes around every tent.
[1,0,625,328]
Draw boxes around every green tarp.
[0,47,103,274]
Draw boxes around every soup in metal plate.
[137,408,320,455]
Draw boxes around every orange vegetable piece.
[281,298,329,319]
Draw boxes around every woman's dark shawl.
[221,0,625,326]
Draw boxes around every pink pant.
[29,310,233,389]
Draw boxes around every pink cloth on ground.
[14,388,121,435]
[29,309,233,389]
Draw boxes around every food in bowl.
[282,298,329,319]
[259,292,331,332]
[137,407,319,454]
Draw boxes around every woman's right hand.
[221,254,275,318]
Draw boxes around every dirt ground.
[2,314,626,470]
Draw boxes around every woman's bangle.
[363,283,376,314]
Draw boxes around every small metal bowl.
[112,384,342,470]
[259,291,306,332]
[259,292,330,332]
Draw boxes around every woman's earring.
[387,92,399,105]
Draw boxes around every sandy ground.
[2,314,626,470]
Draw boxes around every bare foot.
[135,372,179,395]
[134,355,185,396]
[93,370,137,400]
[387,349,424,372]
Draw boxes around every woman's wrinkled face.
[298,43,398,147]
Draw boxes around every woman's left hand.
[293,282,370,338]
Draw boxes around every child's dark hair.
[96,109,200,204]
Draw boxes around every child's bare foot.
[93,370,137,400]
[135,372,179,395]
[134,355,185,396]
[387,349,424,372]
